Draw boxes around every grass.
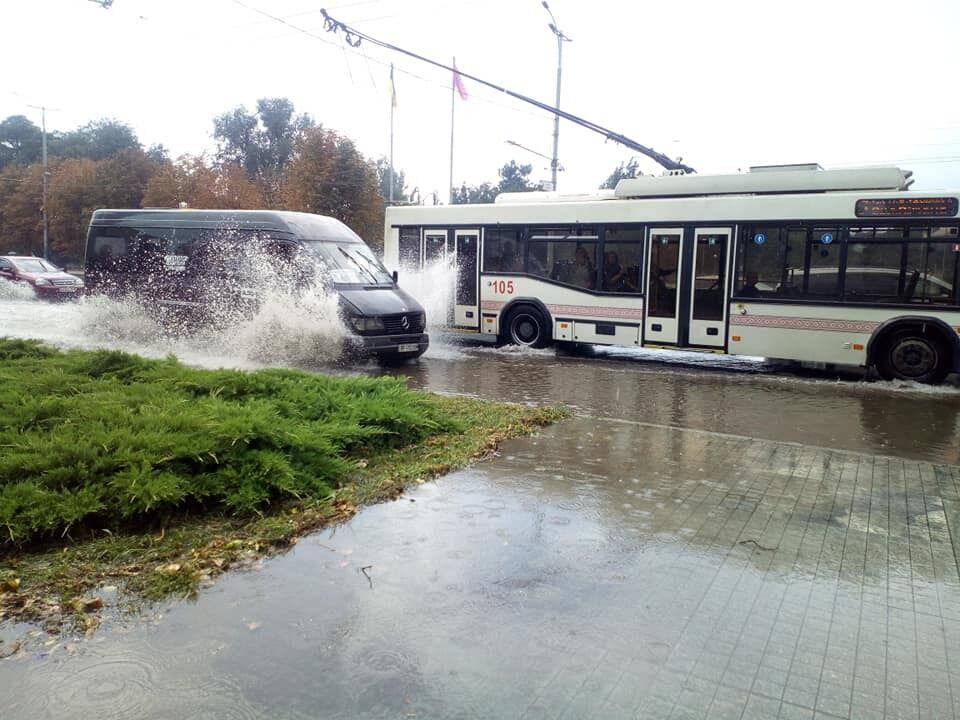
[0,338,566,630]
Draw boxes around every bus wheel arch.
[500,300,553,349]
[869,318,956,384]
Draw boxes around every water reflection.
[4,416,957,719]
[384,343,960,464]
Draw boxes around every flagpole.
[389,63,395,204]
[448,56,456,205]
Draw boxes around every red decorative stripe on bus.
[548,304,644,319]
[480,300,643,320]
[730,315,880,333]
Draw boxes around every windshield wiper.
[337,247,381,285]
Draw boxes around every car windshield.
[13,259,59,273]
[303,241,393,286]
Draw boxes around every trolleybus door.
[687,228,730,348]
[454,230,479,328]
[644,228,684,344]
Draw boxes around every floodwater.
[2,286,960,719]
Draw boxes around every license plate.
[396,343,419,353]
[57,287,76,293]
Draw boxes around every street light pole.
[542,1,570,192]
[27,104,52,259]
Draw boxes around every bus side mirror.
[392,269,398,284]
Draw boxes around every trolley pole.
[542,1,570,192]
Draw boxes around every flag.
[390,64,398,108]
[453,61,468,100]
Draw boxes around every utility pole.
[27,104,54,259]
[542,1,570,192]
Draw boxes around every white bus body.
[384,165,960,383]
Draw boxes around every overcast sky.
[4,0,960,197]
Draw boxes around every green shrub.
[0,338,463,545]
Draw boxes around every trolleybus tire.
[503,304,552,349]
[876,329,949,384]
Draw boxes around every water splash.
[2,248,353,370]
[395,259,457,335]
[0,279,39,302]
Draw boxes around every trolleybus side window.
[736,225,800,298]
[525,226,599,289]
[806,227,841,297]
[905,229,959,305]
[483,227,524,272]
[843,227,907,302]
[601,226,643,294]
[529,239,598,289]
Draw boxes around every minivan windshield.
[303,240,393,286]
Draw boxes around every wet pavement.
[2,293,960,719]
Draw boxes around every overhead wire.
[316,8,695,173]
[224,0,692,172]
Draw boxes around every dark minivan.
[84,209,428,361]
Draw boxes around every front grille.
[51,278,76,286]
[382,313,424,334]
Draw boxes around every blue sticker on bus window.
[820,232,834,245]
[754,233,766,245]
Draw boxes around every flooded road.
[3,292,960,719]
[2,290,958,464]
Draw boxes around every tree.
[51,119,142,161]
[142,154,265,210]
[451,182,497,205]
[0,163,43,255]
[283,127,384,250]
[255,98,312,177]
[45,149,159,263]
[451,159,536,204]
[600,158,642,189]
[0,115,43,169]
[375,157,407,203]
[46,158,101,261]
[146,143,171,165]
[213,97,314,203]
[496,160,536,193]
[213,106,259,175]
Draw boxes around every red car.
[0,255,85,299]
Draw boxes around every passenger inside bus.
[571,245,595,289]
[738,271,761,297]
[499,242,523,272]
[602,251,638,292]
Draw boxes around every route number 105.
[492,280,515,294]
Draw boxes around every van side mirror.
[392,269,398,284]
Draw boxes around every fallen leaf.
[0,576,20,593]
[0,640,21,659]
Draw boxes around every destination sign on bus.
[855,197,958,218]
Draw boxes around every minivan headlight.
[350,316,385,332]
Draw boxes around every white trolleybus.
[384,164,960,384]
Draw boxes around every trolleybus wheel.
[877,330,949,384]
[504,305,551,349]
